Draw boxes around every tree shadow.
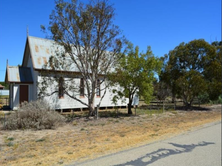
[114,141,214,166]
[175,106,211,111]
[2,106,11,111]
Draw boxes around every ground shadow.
[65,110,132,122]
[175,106,211,111]
[114,141,214,166]
[2,106,11,111]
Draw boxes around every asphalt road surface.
[71,121,221,166]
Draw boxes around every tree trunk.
[95,104,99,119]
[128,99,133,114]
[172,93,175,103]
[88,78,96,118]
[183,95,193,110]
[88,97,95,117]
[128,104,132,114]
[185,103,191,110]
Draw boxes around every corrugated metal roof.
[7,66,33,83]
[28,36,79,72]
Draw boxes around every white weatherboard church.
[5,36,138,110]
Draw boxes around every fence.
[139,100,184,110]
[0,98,9,106]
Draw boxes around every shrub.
[4,100,65,130]
[198,92,209,104]
[209,95,222,105]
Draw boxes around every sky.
[0,0,221,81]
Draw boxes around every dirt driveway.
[0,105,221,166]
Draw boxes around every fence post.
[162,100,164,112]
[4,113,5,129]
[134,105,137,116]
[174,100,176,110]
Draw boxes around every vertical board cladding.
[38,75,128,110]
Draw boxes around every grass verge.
[0,105,221,166]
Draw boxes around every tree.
[0,82,9,90]
[154,80,171,101]
[156,54,172,101]
[40,0,126,117]
[109,43,162,114]
[163,39,216,108]
[203,41,222,100]
[176,70,206,107]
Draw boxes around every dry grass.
[0,105,221,166]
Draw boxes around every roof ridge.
[8,66,31,69]
[28,36,55,42]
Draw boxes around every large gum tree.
[163,39,216,108]
[40,0,126,117]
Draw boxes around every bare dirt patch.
[0,105,221,166]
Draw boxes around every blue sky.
[0,0,221,81]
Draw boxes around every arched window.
[80,78,84,97]
[59,77,64,99]
[96,79,100,97]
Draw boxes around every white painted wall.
[24,50,128,110]
[38,75,128,110]
[10,83,32,110]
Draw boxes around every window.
[59,77,64,99]
[96,79,100,97]
[80,78,84,97]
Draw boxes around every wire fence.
[139,100,184,110]
[0,98,9,107]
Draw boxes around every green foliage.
[203,41,222,100]
[161,39,219,107]
[35,138,46,142]
[7,137,14,141]
[209,95,222,104]
[7,142,14,147]
[0,82,9,90]
[198,92,209,104]
[154,80,171,100]
[176,70,207,105]
[40,0,126,117]
[109,43,162,114]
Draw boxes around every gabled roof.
[23,36,79,72]
[0,84,4,88]
[5,66,33,83]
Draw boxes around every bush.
[210,95,222,105]
[4,100,65,130]
[198,92,209,104]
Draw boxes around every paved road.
[71,121,221,166]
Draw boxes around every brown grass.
[0,105,221,166]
